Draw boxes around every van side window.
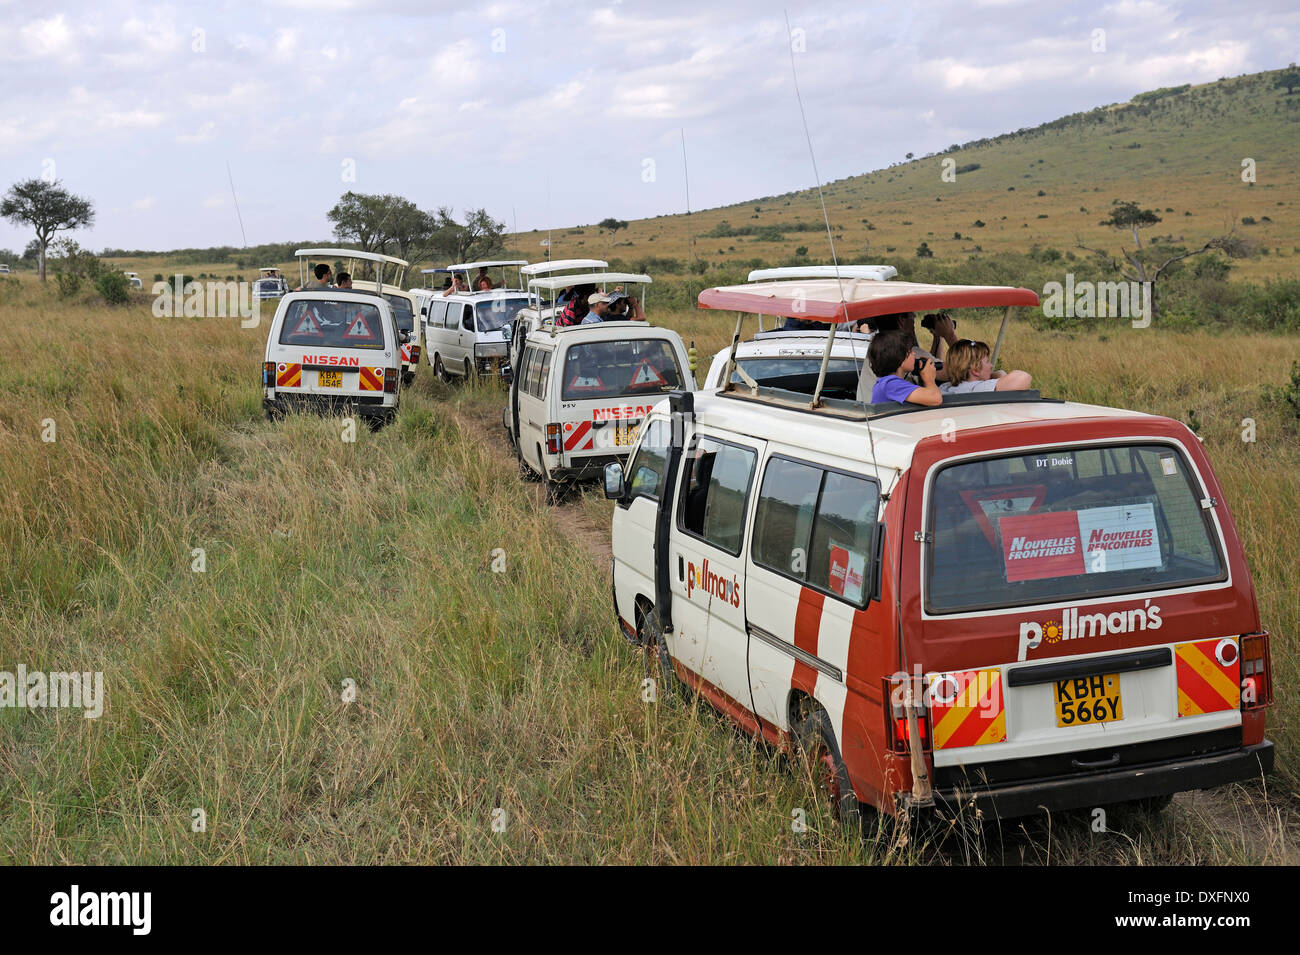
[626,420,670,500]
[535,350,552,398]
[428,301,447,328]
[753,457,823,581]
[753,456,880,605]
[462,304,474,331]
[520,346,537,394]
[679,437,757,555]
[808,471,879,604]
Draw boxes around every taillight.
[411,345,421,363]
[384,367,397,393]
[546,423,562,455]
[1240,632,1273,710]
[263,361,275,387]
[883,674,929,754]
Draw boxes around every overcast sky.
[2,0,1296,253]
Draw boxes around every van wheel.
[543,471,565,506]
[517,445,539,482]
[795,705,862,828]
[464,358,474,380]
[402,371,414,387]
[434,355,450,383]
[642,610,691,705]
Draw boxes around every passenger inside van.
[870,311,955,383]
[940,339,1032,394]
[782,316,831,331]
[475,267,494,291]
[606,291,645,321]
[442,274,468,297]
[556,284,595,326]
[868,331,942,406]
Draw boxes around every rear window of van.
[562,340,683,401]
[383,294,414,332]
[926,444,1225,613]
[279,300,386,350]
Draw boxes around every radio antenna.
[681,127,698,347]
[226,161,248,248]
[784,10,848,409]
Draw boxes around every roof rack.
[718,386,1061,420]
[746,264,897,282]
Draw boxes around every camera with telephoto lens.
[921,312,955,332]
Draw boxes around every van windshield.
[562,339,683,401]
[383,294,414,333]
[475,296,529,332]
[729,357,863,399]
[926,444,1224,613]
[278,300,386,350]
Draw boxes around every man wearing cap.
[580,291,614,324]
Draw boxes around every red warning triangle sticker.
[344,312,376,340]
[292,309,324,337]
[567,370,605,390]
[629,359,667,387]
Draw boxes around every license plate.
[318,371,343,388]
[1054,673,1122,727]
[614,422,641,447]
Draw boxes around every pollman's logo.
[686,558,741,608]
[1018,600,1162,661]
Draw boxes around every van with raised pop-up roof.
[605,276,1274,828]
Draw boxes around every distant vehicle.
[507,317,694,505]
[420,260,529,383]
[700,264,898,400]
[253,267,289,301]
[122,271,143,290]
[262,290,404,429]
[0,264,11,274]
[294,249,418,385]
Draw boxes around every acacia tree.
[598,217,628,237]
[428,207,505,263]
[1,179,95,281]
[1274,66,1300,95]
[1075,200,1236,323]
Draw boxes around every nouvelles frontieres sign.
[1000,504,1162,582]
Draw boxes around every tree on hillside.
[428,207,506,263]
[1076,199,1238,323]
[1,179,95,281]
[327,192,392,256]
[598,217,628,237]
[1274,66,1300,95]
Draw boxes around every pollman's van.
[262,290,403,428]
[605,276,1274,827]
[509,320,694,504]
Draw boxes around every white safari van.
[420,260,529,382]
[262,290,404,428]
[509,320,694,504]
[701,265,895,400]
[606,277,1275,827]
[295,249,417,384]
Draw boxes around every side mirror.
[502,321,513,341]
[603,461,626,500]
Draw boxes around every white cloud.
[131,196,156,210]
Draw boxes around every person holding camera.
[868,311,958,383]
[868,331,942,406]
[940,339,1032,394]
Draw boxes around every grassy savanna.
[0,270,1293,864]
[512,70,1300,283]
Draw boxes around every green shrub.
[55,272,82,298]
[95,271,132,305]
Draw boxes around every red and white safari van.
[605,277,1275,825]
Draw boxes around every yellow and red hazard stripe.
[927,668,1006,749]
[564,420,594,451]
[359,366,384,391]
[1176,638,1240,717]
[276,362,301,387]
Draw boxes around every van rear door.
[555,336,688,464]
[271,297,392,398]
[910,428,1255,772]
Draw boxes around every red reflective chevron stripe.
[791,587,824,696]
[564,420,592,450]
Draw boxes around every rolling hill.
[520,68,1300,283]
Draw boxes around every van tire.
[544,471,565,506]
[642,610,691,705]
[517,445,539,482]
[465,358,474,380]
[434,355,450,383]
[794,705,862,828]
